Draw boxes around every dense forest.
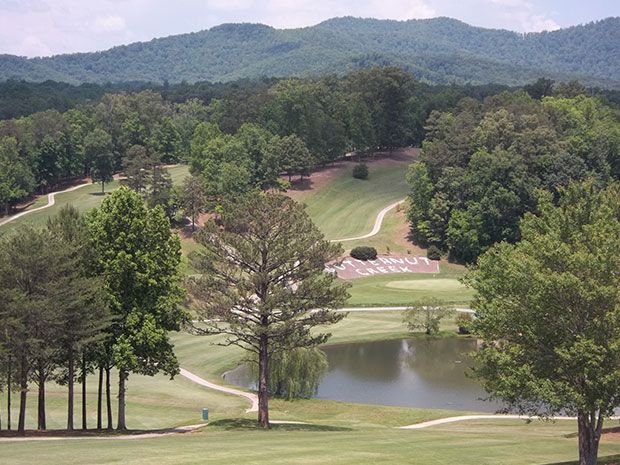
[2,67,619,267]
[0,17,619,88]
[407,90,620,263]
[0,68,513,215]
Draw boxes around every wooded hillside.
[0,17,618,88]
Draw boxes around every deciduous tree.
[87,187,186,430]
[465,181,620,465]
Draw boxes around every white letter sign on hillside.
[326,254,440,279]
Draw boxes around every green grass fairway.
[346,266,474,306]
[0,165,189,234]
[3,312,620,464]
[341,206,420,255]
[301,164,409,240]
[1,369,248,432]
[2,419,618,465]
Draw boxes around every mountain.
[1,17,619,88]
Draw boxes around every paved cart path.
[400,414,620,430]
[0,424,207,442]
[330,199,405,243]
[0,181,92,227]
[180,368,259,413]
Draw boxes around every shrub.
[427,245,441,260]
[456,312,473,334]
[403,298,453,335]
[352,163,369,180]
[350,246,377,261]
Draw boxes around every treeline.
[0,67,508,215]
[0,189,185,433]
[407,91,620,263]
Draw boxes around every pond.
[224,337,504,412]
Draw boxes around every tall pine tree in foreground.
[466,181,620,465]
[188,193,349,428]
[87,187,186,430]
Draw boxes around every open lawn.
[346,264,473,306]
[298,161,410,240]
[2,418,618,465]
[0,165,189,234]
[2,312,619,464]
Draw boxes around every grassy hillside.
[3,419,619,465]
[1,17,619,88]
[3,313,619,464]
[0,166,189,234]
[298,162,410,240]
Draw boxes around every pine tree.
[188,193,349,428]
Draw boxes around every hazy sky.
[1,0,618,57]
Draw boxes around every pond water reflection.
[224,337,503,412]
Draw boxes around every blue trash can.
[202,408,209,421]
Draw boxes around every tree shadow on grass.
[208,418,352,432]
[543,455,620,465]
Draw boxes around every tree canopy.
[188,193,349,428]
[465,181,620,465]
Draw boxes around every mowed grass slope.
[3,317,620,463]
[346,264,473,306]
[0,165,189,234]
[300,163,409,240]
[2,419,619,465]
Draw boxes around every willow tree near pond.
[465,181,620,465]
[188,193,349,428]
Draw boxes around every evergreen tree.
[188,193,349,428]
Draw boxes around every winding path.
[330,199,405,243]
[0,181,92,227]
[400,414,620,430]
[0,424,207,442]
[180,368,258,413]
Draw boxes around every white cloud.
[370,0,436,20]
[19,34,51,56]
[205,0,255,11]
[486,0,560,32]
[93,15,127,33]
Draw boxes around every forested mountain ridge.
[0,16,619,87]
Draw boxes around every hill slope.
[0,17,619,87]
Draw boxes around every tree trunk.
[67,350,74,431]
[577,411,604,465]
[105,367,112,430]
[101,181,105,195]
[37,373,46,430]
[7,355,11,431]
[81,355,87,430]
[117,369,127,430]
[97,366,103,430]
[17,355,27,434]
[257,335,269,429]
